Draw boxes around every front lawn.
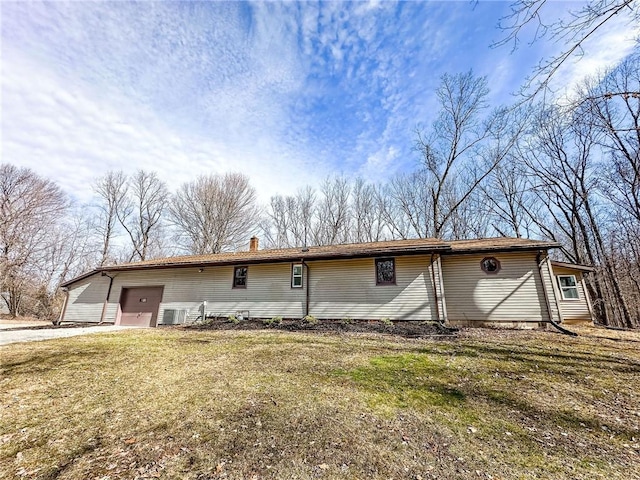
[1,326,639,479]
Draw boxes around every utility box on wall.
[162,309,188,325]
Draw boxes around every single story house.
[59,237,595,328]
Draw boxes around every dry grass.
[1,326,639,479]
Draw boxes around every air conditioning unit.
[162,309,188,325]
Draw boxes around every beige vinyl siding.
[63,274,110,323]
[441,252,551,324]
[64,251,558,326]
[307,255,437,321]
[100,263,307,324]
[64,256,438,324]
[552,265,593,322]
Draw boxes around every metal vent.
[162,309,188,325]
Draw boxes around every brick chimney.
[249,236,259,252]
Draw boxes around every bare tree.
[93,171,128,266]
[385,169,433,238]
[170,173,260,254]
[377,182,413,240]
[118,170,169,262]
[262,195,292,248]
[350,179,387,243]
[575,54,640,326]
[32,209,98,322]
[263,178,390,247]
[580,54,640,223]
[289,187,316,247]
[0,164,68,316]
[516,102,635,326]
[313,176,351,245]
[412,71,519,238]
[446,180,493,240]
[482,155,536,238]
[263,187,317,248]
[494,0,640,99]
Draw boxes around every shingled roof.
[448,237,559,252]
[61,237,559,287]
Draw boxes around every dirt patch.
[180,318,458,338]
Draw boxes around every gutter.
[429,253,442,324]
[536,252,577,336]
[57,287,69,325]
[61,246,453,287]
[442,243,561,256]
[429,254,457,333]
[62,242,558,289]
[303,258,310,317]
[99,272,115,324]
[436,255,449,324]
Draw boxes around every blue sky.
[2,1,638,204]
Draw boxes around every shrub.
[303,315,318,325]
[263,316,282,326]
[341,317,353,325]
[228,314,239,324]
[381,317,394,327]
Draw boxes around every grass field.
[1,325,639,479]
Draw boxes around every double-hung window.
[233,266,248,288]
[291,263,303,288]
[375,258,396,285]
[557,275,579,300]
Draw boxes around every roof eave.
[60,242,560,288]
[60,269,103,288]
[94,245,452,272]
[551,260,596,272]
[60,245,452,285]
[445,242,561,255]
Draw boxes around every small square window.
[292,263,303,288]
[233,266,248,288]
[375,258,396,285]
[557,275,579,300]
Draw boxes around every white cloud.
[1,48,325,205]
[360,145,402,182]
[1,1,333,205]
[551,17,639,97]
[2,0,637,213]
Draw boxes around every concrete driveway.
[0,325,134,346]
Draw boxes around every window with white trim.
[292,263,303,288]
[557,275,579,300]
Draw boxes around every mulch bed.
[1,319,458,338]
[181,318,458,338]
